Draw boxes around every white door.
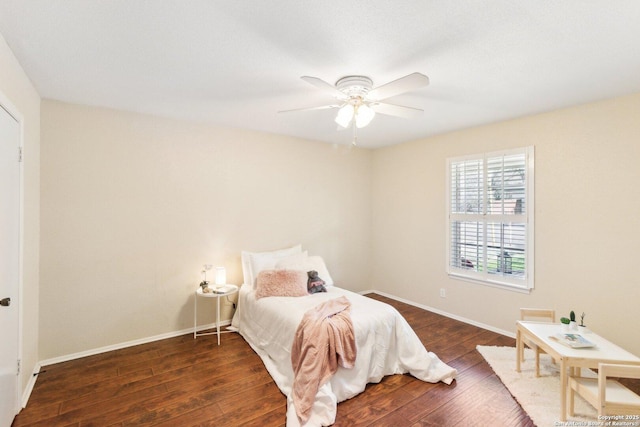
[0,104,20,427]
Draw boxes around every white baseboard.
[359,289,515,339]
[24,289,512,408]
[21,363,41,408]
[21,320,230,408]
[38,320,231,367]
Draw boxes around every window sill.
[448,272,532,294]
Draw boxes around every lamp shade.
[215,267,226,285]
[335,104,354,128]
[355,104,375,128]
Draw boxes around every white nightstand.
[193,284,239,345]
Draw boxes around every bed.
[231,245,457,426]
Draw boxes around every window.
[446,147,534,291]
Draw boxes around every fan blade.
[371,102,423,119]
[368,72,429,101]
[301,76,346,98]
[278,103,341,113]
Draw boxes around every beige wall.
[372,93,640,356]
[0,34,40,396]
[40,100,372,359]
[39,93,640,361]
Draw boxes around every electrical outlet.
[440,288,446,298]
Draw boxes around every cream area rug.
[476,345,597,426]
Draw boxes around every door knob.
[0,297,10,307]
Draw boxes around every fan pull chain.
[352,122,358,146]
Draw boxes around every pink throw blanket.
[290,296,357,424]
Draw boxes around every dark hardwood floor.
[14,294,537,426]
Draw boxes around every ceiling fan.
[280,72,429,135]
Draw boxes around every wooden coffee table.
[516,321,640,421]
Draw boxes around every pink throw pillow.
[255,269,308,299]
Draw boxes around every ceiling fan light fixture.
[355,104,375,128]
[335,104,354,128]
[288,72,429,139]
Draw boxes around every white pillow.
[275,255,334,287]
[241,244,303,288]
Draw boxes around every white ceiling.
[1,1,640,148]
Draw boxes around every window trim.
[446,146,535,292]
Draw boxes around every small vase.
[562,323,570,332]
[570,321,578,331]
[578,325,589,334]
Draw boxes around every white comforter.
[231,285,457,426]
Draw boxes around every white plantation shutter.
[447,147,534,291]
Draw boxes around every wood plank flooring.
[13,293,612,426]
